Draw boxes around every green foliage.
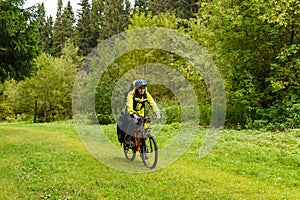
[0,0,40,82]
[61,1,75,39]
[173,0,199,19]
[133,0,199,19]
[193,0,300,129]
[133,0,150,14]
[52,0,64,57]
[75,0,94,56]
[1,0,299,130]
[254,103,300,130]
[96,113,115,124]
[90,0,104,48]
[12,40,81,122]
[163,105,210,125]
[93,12,210,125]
[164,105,181,124]
[101,0,130,40]
[0,81,17,121]
[52,0,76,57]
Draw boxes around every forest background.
[0,0,299,130]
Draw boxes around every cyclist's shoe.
[141,153,149,160]
[140,147,149,159]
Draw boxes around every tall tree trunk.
[34,100,37,123]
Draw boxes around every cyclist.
[118,79,161,145]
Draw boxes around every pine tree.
[90,0,104,47]
[146,0,199,19]
[76,0,93,56]
[148,0,176,16]
[44,16,54,55]
[36,3,47,51]
[101,0,131,40]
[52,0,64,57]
[0,0,40,82]
[61,1,75,40]
[133,0,150,13]
[36,3,54,55]
[174,0,199,19]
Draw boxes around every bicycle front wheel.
[141,136,158,169]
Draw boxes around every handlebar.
[138,115,158,122]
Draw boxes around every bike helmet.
[135,79,147,88]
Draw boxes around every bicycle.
[123,116,158,169]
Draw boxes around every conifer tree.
[101,0,130,39]
[0,0,40,82]
[146,0,199,19]
[36,3,47,51]
[44,16,54,55]
[61,1,75,40]
[148,0,176,16]
[52,0,64,57]
[76,0,93,56]
[174,0,199,19]
[133,0,150,13]
[36,3,54,55]
[90,0,104,47]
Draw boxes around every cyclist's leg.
[124,118,136,144]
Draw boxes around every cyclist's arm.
[147,92,160,114]
[126,91,137,117]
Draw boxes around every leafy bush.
[199,105,211,125]
[253,103,300,130]
[164,105,210,125]
[165,106,181,124]
[225,102,250,129]
[286,104,300,129]
[97,114,115,125]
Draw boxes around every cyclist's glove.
[131,114,140,124]
[156,112,161,119]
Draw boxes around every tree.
[94,12,209,124]
[133,0,150,14]
[0,0,40,82]
[134,0,199,19]
[52,0,64,57]
[44,16,54,55]
[148,0,176,16]
[36,3,54,55]
[101,0,131,40]
[14,40,80,122]
[174,0,199,19]
[61,1,75,40]
[75,0,93,56]
[0,80,17,121]
[36,3,47,51]
[90,0,104,48]
[193,0,300,129]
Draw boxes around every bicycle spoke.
[141,136,158,169]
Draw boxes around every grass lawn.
[0,121,299,199]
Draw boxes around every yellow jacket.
[126,88,159,117]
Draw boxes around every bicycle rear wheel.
[141,136,158,169]
[123,141,136,161]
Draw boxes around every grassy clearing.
[0,121,299,199]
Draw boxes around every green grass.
[0,121,299,199]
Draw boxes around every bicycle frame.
[123,115,158,169]
[132,119,148,152]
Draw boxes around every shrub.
[164,105,210,125]
[97,114,115,125]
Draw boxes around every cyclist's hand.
[156,112,161,119]
[132,114,140,123]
